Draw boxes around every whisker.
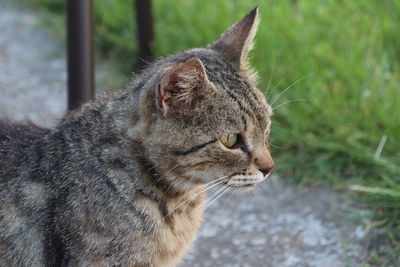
[189,185,230,216]
[159,163,185,194]
[161,160,215,195]
[206,185,227,203]
[205,186,231,209]
[272,98,310,110]
[269,142,282,149]
[173,174,228,202]
[266,79,284,102]
[181,181,227,212]
[264,57,275,97]
[160,162,182,180]
[269,73,312,107]
[203,175,230,186]
[163,177,228,219]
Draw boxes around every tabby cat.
[0,7,274,266]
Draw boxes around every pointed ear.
[158,58,208,115]
[209,7,260,69]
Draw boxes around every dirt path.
[0,3,371,266]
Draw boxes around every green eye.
[220,133,238,148]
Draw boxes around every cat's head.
[137,7,274,193]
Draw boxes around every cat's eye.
[220,133,238,148]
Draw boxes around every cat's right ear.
[209,7,260,70]
[157,58,208,116]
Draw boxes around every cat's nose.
[259,166,274,177]
[253,146,274,177]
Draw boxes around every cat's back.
[0,120,51,266]
[0,120,50,182]
[0,120,49,144]
[0,120,50,165]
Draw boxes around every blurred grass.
[19,0,400,259]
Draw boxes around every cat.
[0,7,274,267]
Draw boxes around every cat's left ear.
[158,58,208,116]
[209,7,260,69]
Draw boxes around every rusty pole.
[135,0,154,68]
[67,0,94,111]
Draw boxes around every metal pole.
[67,0,94,111]
[135,0,154,68]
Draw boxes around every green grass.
[20,0,400,259]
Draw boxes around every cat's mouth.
[226,171,267,189]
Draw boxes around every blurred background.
[1,0,399,265]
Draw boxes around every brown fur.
[0,7,273,266]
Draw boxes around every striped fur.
[0,7,273,266]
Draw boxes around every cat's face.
[141,8,274,192]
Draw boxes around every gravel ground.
[183,179,368,267]
[0,4,66,127]
[0,3,372,266]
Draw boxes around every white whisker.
[207,185,228,202]
[205,186,231,208]
[264,57,275,97]
[269,142,282,149]
[181,181,227,212]
[266,79,284,102]
[159,163,184,194]
[163,176,228,219]
[160,162,182,180]
[269,73,312,107]
[272,98,310,110]
[189,185,230,216]
[266,176,271,191]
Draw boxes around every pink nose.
[259,166,274,177]
[253,147,274,177]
